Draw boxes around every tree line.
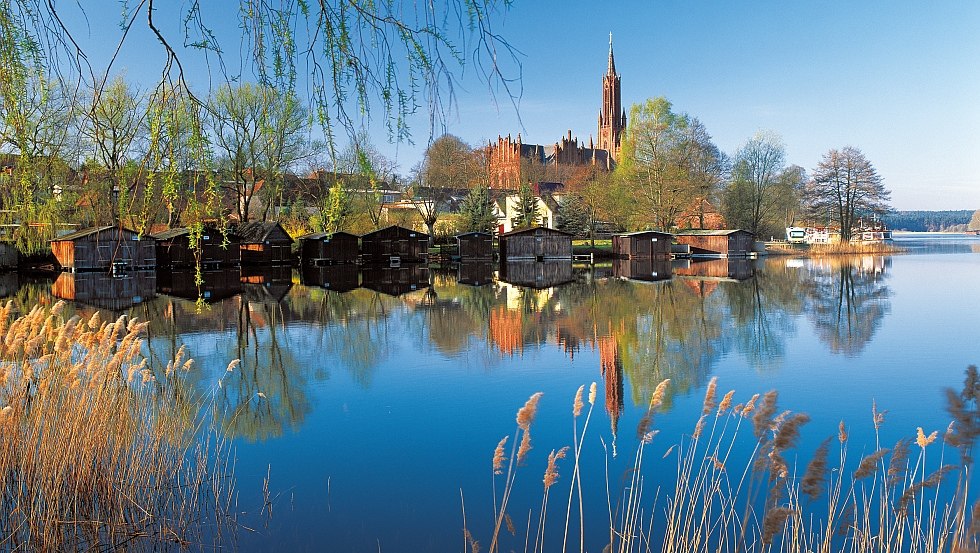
[881,210,977,232]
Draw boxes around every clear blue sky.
[58,1,979,210]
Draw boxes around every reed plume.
[854,448,890,479]
[572,385,584,417]
[702,376,718,415]
[801,438,830,500]
[887,438,911,485]
[492,436,508,474]
[517,392,543,431]
[773,412,810,451]
[839,420,848,443]
[753,390,778,439]
[542,447,569,489]
[717,389,735,417]
[917,427,938,448]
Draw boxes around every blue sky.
[58,1,979,210]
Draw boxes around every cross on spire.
[607,33,616,75]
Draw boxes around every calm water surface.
[4,233,979,551]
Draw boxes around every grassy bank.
[472,371,980,553]
[0,302,235,550]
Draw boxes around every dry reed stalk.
[0,301,235,550]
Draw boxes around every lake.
[4,232,978,551]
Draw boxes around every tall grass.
[475,371,980,553]
[0,301,236,550]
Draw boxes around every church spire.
[598,33,624,163]
[607,33,616,75]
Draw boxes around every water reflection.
[802,256,891,355]
[0,255,896,438]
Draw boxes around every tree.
[968,209,980,231]
[807,147,891,241]
[210,83,310,222]
[0,74,80,252]
[79,75,146,225]
[0,2,516,148]
[458,185,498,233]
[680,118,727,229]
[511,182,540,228]
[412,134,479,243]
[556,194,591,237]
[617,97,699,231]
[721,131,799,237]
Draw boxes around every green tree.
[209,83,310,222]
[807,146,891,241]
[556,194,590,237]
[511,182,540,228]
[617,97,697,231]
[458,186,498,233]
[0,2,516,148]
[79,75,146,225]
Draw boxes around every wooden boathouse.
[611,231,673,259]
[674,229,755,258]
[298,231,360,265]
[236,222,294,265]
[360,225,429,264]
[151,226,240,268]
[50,226,156,272]
[455,232,494,260]
[499,227,572,261]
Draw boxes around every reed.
[475,368,980,553]
[0,301,235,550]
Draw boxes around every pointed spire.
[607,32,616,75]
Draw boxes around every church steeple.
[598,33,625,163]
[607,32,616,75]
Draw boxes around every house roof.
[362,225,427,239]
[150,228,192,241]
[236,221,291,243]
[501,226,573,237]
[675,229,751,236]
[455,231,493,238]
[51,225,138,242]
[297,231,359,241]
[616,230,674,237]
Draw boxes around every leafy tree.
[458,185,498,233]
[323,182,352,233]
[680,118,727,228]
[209,83,310,222]
[0,2,516,148]
[806,146,891,241]
[0,74,80,252]
[969,209,980,231]
[617,97,700,231]
[511,182,540,228]
[79,75,146,225]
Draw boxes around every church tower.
[597,34,626,162]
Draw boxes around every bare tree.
[807,146,890,241]
[722,130,788,236]
[411,134,479,243]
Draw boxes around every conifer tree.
[459,186,498,233]
[511,183,540,228]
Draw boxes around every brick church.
[485,36,627,190]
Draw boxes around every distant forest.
[881,210,977,232]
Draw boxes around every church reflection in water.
[25,254,893,441]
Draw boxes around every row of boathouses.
[44,223,758,273]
